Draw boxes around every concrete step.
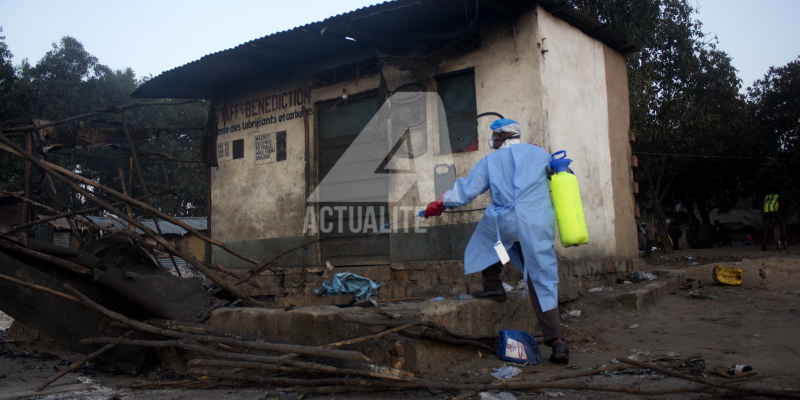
[619,269,686,310]
[205,291,539,374]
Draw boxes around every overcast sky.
[1,0,798,92]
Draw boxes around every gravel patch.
[0,310,13,332]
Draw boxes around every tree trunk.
[640,156,673,256]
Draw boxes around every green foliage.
[570,0,756,252]
[571,1,800,250]
[1,35,208,217]
[0,27,18,122]
[0,27,27,192]
[748,56,800,208]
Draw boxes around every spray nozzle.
[550,151,573,173]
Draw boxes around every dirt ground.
[1,244,799,399]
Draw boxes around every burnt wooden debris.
[2,103,799,398]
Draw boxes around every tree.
[670,47,750,225]
[0,27,27,192]
[570,0,752,254]
[1,35,209,217]
[0,27,16,120]
[572,0,701,254]
[748,57,800,210]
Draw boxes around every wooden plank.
[633,182,639,193]
[630,155,638,168]
[629,130,636,142]
[0,384,94,400]
[634,206,641,218]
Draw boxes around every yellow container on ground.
[712,265,743,286]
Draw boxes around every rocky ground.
[1,244,798,399]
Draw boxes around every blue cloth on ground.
[321,272,384,301]
[442,142,559,311]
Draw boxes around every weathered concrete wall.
[537,6,621,260]
[210,5,637,285]
[224,256,641,303]
[603,46,638,258]
[206,294,538,373]
[390,8,546,263]
[211,81,313,244]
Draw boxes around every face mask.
[487,135,520,149]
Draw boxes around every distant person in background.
[760,194,789,250]
[685,224,696,249]
[638,224,647,250]
[668,223,682,250]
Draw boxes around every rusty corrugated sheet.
[135,217,207,236]
[0,196,23,228]
[132,0,636,100]
[35,120,151,150]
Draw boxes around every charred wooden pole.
[203,101,217,267]
[3,100,200,135]
[36,330,135,391]
[0,139,264,276]
[618,356,800,399]
[116,167,136,231]
[3,142,263,268]
[0,272,87,305]
[0,131,261,306]
[0,189,172,237]
[119,110,182,277]
[66,283,374,363]
[21,132,33,224]
[301,105,311,291]
[205,166,212,265]
[0,240,93,276]
[234,237,323,286]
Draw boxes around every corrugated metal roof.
[133,0,636,99]
[81,216,128,230]
[53,231,71,248]
[135,217,208,236]
[40,215,72,230]
[74,215,207,236]
[0,195,24,228]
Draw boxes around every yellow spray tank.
[549,151,589,247]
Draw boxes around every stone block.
[207,293,537,374]
[422,265,438,283]
[619,270,685,310]
[621,289,646,309]
[436,263,455,283]
[393,269,405,281]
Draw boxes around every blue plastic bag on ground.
[497,329,541,365]
[321,272,384,301]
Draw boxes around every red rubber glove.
[424,193,447,218]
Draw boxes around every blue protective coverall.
[442,143,559,312]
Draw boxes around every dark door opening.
[317,94,390,266]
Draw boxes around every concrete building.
[134,0,641,302]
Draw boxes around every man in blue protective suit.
[424,119,568,364]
